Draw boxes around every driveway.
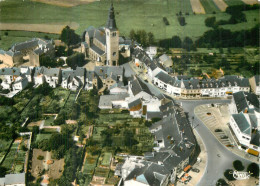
[178,100,254,186]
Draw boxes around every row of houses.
[228,91,260,156]
[0,65,124,92]
[115,100,198,186]
[132,47,260,97]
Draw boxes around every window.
[113,32,116,37]
[113,52,116,56]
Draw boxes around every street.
[179,100,254,186]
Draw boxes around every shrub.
[178,16,186,26]
[247,163,259,178]
[216,178,228,186]
[37,155,44,160]
[224,169,235,181]
[163,17,170,26]
[233,160,244,171]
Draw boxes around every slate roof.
[86,70,95,81]
[42,67,60,77]
[11,39,38,52]
[98,94,128,108]
[250,132,260,146]
[155,71,175,85]
[90,44,105,56]
[94,28,106,45]
[159,54,173,67]
[130,77,153,96]
[125,162,170,186]
[0,178,5,186]
[254,75,260,86]
[233,91,260,113]
[128,98,142,108]
[232,113,251,135]
[84,26,96,39]
[94,66,123,81]
[5,173,25,185]
[146,112,163,120]
[0,67,21,76]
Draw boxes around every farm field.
[190,0,206,14]
[200,0,221,13]
[223,0,245,6]
[0,0,258,41]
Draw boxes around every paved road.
[178,100,254,186]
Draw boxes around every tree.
[60,26,80,46]
[205,16,216,27]
[247,163,259,178]
[178,16,186,26]
[233,160,244,171]
[0,166,7,177]
[129,29,136,41]
[224,169,235,181]
[66,53,85,69]
[172,36,182,48]
[4,31,8,36]
[216,178,228,186]
[56,46,66,57]
[147,32,155,45]
[183,37,193,51]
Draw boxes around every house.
[85,70,96,90]
[61,67,85,90]
[109,82,128,94]
[12,75,28,91]
[128,77,163,118]
[42,67,61,88]
[145,46,157,60]
[0,67,21,90]
[229,91,259,114]
[94,66,124,90]
[128,98,143,118]
[20,66,33,82]
[159,54,173,68]
[0,38,54,67]
[33,67,45,86]
[82,4,120,66]
[249,75,260,96]
[0,173,26,186]
[98,94,129,109]
[229,113,260,156]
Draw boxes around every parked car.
[215,129,223,132]
[220,135,228,139]
[191,168,200,173]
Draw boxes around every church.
[81,4,123,66]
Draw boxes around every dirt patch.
[27,121,43,127]
[241,0,258,5]
[0,22,79,34]
[213,0,228,11]
[31,149,64,180]
[190,0,206,14]
[31,0,98,7]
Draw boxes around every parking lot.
[194,104,258,163]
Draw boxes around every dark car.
[191,168,200,173]
[215,129,223,132]
[220,135,228,139]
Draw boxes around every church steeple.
[106,3,117,30]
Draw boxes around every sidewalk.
[194,104,258,163]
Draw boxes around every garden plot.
[0,139,13,163]
[101,152,112,167]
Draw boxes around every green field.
[223,0,245,6]
[200,0,221,14]
[0,0,258,42]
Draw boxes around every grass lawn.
[36,133,52,143]
[0,0,258,42]
[200,0,221,14]
[0,139,13,163]
[64,91,76,109]
[53,88,70,107]
[101,152,112,166]
[43,115,56,126]
[92,127,107,141]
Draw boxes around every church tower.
[105,3,119,66]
